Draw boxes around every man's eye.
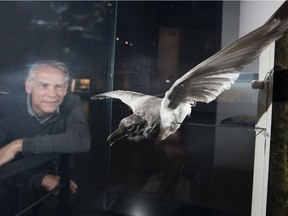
[38,84,48,89]
[56,85,65,90]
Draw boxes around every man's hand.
[0,139,22,166]
[41,174,78,194]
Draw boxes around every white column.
[238,1,284,216]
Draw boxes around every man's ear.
[25,80,32,94]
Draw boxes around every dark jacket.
[0,92,91,188]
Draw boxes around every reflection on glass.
[0,1,117,214]
[0,1,258,215]
[71,78,91,93]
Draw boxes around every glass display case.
[1,1,286,216]
[102,2,256,216]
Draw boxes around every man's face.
[25,66,68,117]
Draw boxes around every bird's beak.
[107,128,128,146]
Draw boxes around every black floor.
[108,194,246,216]
[66,145,252,216]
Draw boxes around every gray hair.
[26,60,70,85]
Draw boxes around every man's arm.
[0,94,90,166]
[0,139,22,166]
[22,94,91,154]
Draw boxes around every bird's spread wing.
[91,90,154,112]
[164,18,288,110]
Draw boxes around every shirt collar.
[26,94,59,124]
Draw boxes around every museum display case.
[0,1,287,216]
[96,2,256,216]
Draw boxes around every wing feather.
[91,90,154,112]
[164,18,288,110]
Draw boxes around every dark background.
[0,1,256,216]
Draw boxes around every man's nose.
[47,86,57,96]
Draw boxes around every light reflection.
[71,79,90,93]
[129,199,151,216]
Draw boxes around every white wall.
[239,1,285,216]
[239,1,284,37]
[218,1,285,216]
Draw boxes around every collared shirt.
[26,94,59,124]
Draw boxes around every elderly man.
[0,60,90,215]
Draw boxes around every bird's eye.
[127,125,134,131]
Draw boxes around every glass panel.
[0,1,116,95]
[0,1,258,215]
[0,1,117,213]
[108,2,256,216]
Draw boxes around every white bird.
[91,18,288,146]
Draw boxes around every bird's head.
[108,114,148,146]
